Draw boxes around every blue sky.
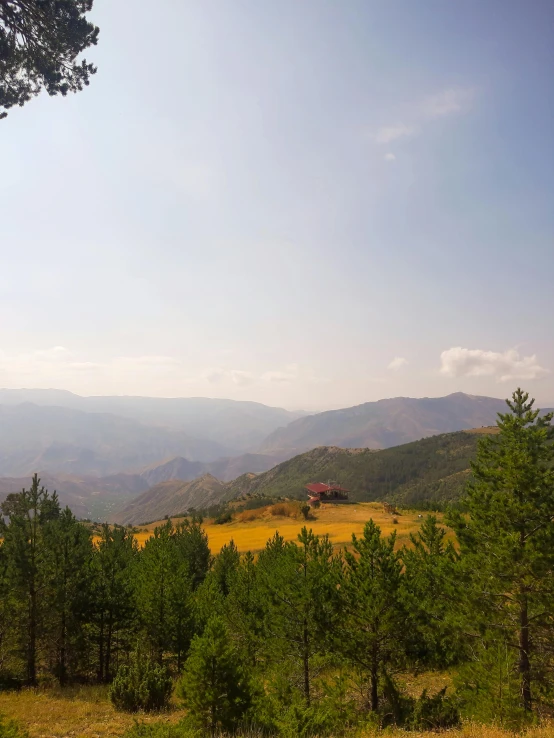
[1,0,553,410]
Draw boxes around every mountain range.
[0,389,531,520]
[113,430,493,526]
[259,392,508,455]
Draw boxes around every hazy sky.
[1,0,553,410]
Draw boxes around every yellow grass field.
[0,686,552,738]
[132,502,448,553]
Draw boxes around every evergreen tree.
[403,515,461,669]
[91,524,137,682]
[212,540,240,597]
[43,506,93,685]
[0,0,99,119]
[338,520,408,712]
[136,521,179,663]
[448,389,554,715]
[225,550,266,666]
[172,518,211,590]
[177,616,253,735]
[259,528,340,706]
[0,475,60,684]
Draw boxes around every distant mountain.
[258,393,509,455]
[0,389,304,453]
[113,474,227,525]
[0,472,149,521]
[0,403,228,477]
[141,452,286,487]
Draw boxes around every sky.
[1,0,553,411]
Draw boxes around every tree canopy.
[0,0,99,119]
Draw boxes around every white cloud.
[421,87,475,119]
[374,124,415,144]
[384,153,396,162]
[204,367,226,384]
[373,86,475,149]
[440,347,548,382]
[388,356,408,371]
[262,364,299,384]
[230,370,255,387]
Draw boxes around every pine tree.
[403,515,461,669]
[136,521,179,663]
[172,518,211,590]
[448,389,554,715]
[43,506,93,685]
[91,523,137,682]
[177,616,253,735]
[338,519,408,712]
[212,540,240,597]
[0,0,99,119]
[0,475,60,684]
[225,550,266,666]
[258,528,340,706]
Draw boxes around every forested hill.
[226,429,497,509]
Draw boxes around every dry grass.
[0,685,552,738]
[0,685,185,737]
[132,503,451,554]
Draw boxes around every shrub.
[109,647,173,713]
[213,511,233,525]
[0,715,28,738]
[300,504,311,520]
[407,687,460,730]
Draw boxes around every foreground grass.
[134,502,449,553]
[1,686,552,738]
[0,686,185,738]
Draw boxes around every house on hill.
[306,482,349,504]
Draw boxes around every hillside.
[227,429,495,508]
[112,428,496,524]
[113,474,227,525]
[258,392,507,454]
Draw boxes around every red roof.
[306,483,349,494]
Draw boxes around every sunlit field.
[132,502,449,553]
[0,685,552,738]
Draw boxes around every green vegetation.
[109,647,173,713]
[226,430,488,509]
[0,391,553,737]
[0,715,27,738]
[0,0,99,119]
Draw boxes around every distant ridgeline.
[224,429,493,511]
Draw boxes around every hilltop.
[229,429,493,508]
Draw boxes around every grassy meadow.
[0,685,552,738]
[131,501,445,553]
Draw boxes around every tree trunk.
[28,585,37,686]
[303,616,310,706]
[59,607,67,686]
[105,615,113,682]
[98,612,105,683]
[519,595,532,711]
[370,642,379,711]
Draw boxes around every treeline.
[1,390,554,735]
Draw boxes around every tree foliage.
[0,0,99,119]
